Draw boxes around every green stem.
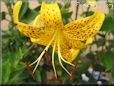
[75,0,79,20]
[21,44,35,58]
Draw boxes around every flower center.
[29,29,75,78]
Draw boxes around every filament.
[30,32,56,73]
[57,34,71,76]
[52,40,57,78]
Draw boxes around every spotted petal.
[56,34,85,62]
[40,2,64,28]
[13,1,55,46]
[63,10,105,41]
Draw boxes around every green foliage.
[21,8,39,23]
[112,65,114,80]
[37,0,51,4]
[58,0,72,24]
[0,12,6,21]
[20,1,29,18]
[97,50,114,71]
[101,14,114,32]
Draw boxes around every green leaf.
[46,0,52,3]
[58,3,63,9]
[64,0,71,8]
[34,5,41,12]
[97,50,114,71]
[108,40,114,47]
[20,0,29,19]
[95,38,106,47]
[76,62,90,74]
[111,65,114,80]
[37,0,42,4]
[62,11,72,24]
[62,11,72,18]
[9,71,24,84]
[2,59,11,84]
[38,0,51,4]
[0,12,6,21]
[21,8,38,23]
[107,2,113,9]
[85,11,94,16]
[101,14,114,32]
[81,11,94,17]
[35,70,42,82]
[63,18,69,24]
[86,52,95,61]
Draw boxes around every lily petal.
[30,29,54,46]
[63,10,105,41]
[33,15,41,27]
[69,49,80,62]
[31,14,55,46]
[40,2,63,28]
[86,37,93,45]
[13,1,55,46]
[60,33,84,62]
[13,1,22,23]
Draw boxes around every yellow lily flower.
[13,1,105,78]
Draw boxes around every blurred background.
[1,0,114,85]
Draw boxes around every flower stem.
[75,0,79,20]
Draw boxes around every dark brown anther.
[70,72,73,80]
[25,63,35,80]
[72,64,76,73]
[44,51,51,62]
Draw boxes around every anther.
[72,64,76,73]
[70,72,73,80]
[25,63,35,80]
[45,51,51,62]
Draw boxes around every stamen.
[57,35,71,76]
[70,72,73,80]
[45,51,51,62]
[52,41,57,78]
[69,64,77,80]
[30,32,57,73]
[25,63,35,80]
[59,52,74,66]
[58,53,71,76]
[72,64,76,73]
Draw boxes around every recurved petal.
[63,10,105,41]
[69,49,80,62]
[33,15,41,27]
[17,22,41,39]
[40,2,64,28]
[30,29,55,46]
[86,37,93,45]
[17,22,55,46]
[13,1,22,23]
[58,36,80,62]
